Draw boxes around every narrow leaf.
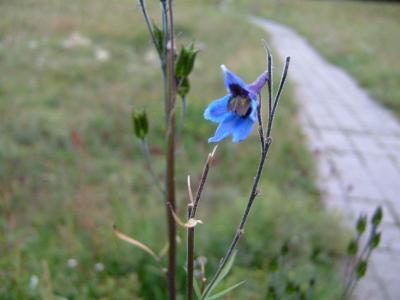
[193,278,202,299]
[206,280,246,300]
[202,252,237,297]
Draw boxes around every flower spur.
[204,65,268,143]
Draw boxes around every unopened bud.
[356,260,368,279]
[175,43,198,78]
[132,110,148,140]
[371,206,383,226]
[370,232,381,249]
[347,239,358,256]
[356,215,367,234]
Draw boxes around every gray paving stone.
[379,224,400,251]
[370,251,400,300]
[349,133,385,155]
[319,129,356,152]
[363,154,400,205]
[253,17,400,299]
[355,272,388,300]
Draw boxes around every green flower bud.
[372,206,383,226]
[175,43,198,78]
[347,239,358,256]
[371,232,381,249]
[356,260,368,279]
[356,214,367,234]
[132,110,148,140]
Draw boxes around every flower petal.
[221,65,248,93]
[232,117,255,143]
[249,98,259,122]
[204,95,232,123]
[247,71,269,95]
[208,115,239,143]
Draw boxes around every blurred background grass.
[232,0,400,117]
[0,0,351,299]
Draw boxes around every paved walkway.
[252,18,400,300]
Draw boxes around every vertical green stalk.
[165,1,177,299]
[136,1,177,298]
[161,0,169,123]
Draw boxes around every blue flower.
[204,65,268,143]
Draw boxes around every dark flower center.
[228,84,252,117]
[228,96,251,117]
[229,83,248,98]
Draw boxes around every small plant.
[266,242,315,300]
[114,0,290,299]
[341,206,383,300]
[112,1,382,299]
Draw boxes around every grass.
[0,0,346,299]
[231,0,400,117]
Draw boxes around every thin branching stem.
[267,57,290,137]
[201,140,271,299]
[267,48,273,122]
[141,139,165,196]
[341,225,377,300]
[257,94,265,152]
[201,56,290,299]
[346,246,373,298]
[138,0,158,53]
[160,0,169,122]
[190,146,218,218]
[187,147,217,300]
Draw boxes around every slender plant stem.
[138,0,158,54]
[187,205,195,300]
[257,94,265,152]
[161,0,169,123]
[165,1,177,299]
[187,148,217,300]
[190,148,217,218]
[343,231,361,290]
[202,56,290,299]
[165,137,176,300]
[267,57,290,137]
[141,139,165,195]
[201,140,271,299]
[267,49,273,122]
[347,247,373,298]
[341,225,376,300]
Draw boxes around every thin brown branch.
[190,145,218,218]
[165,0,177,299]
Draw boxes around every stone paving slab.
[252,17,400,300]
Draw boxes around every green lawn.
[232,0,400,117]
[0,0,345,299]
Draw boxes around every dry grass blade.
[113,224,159,261]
